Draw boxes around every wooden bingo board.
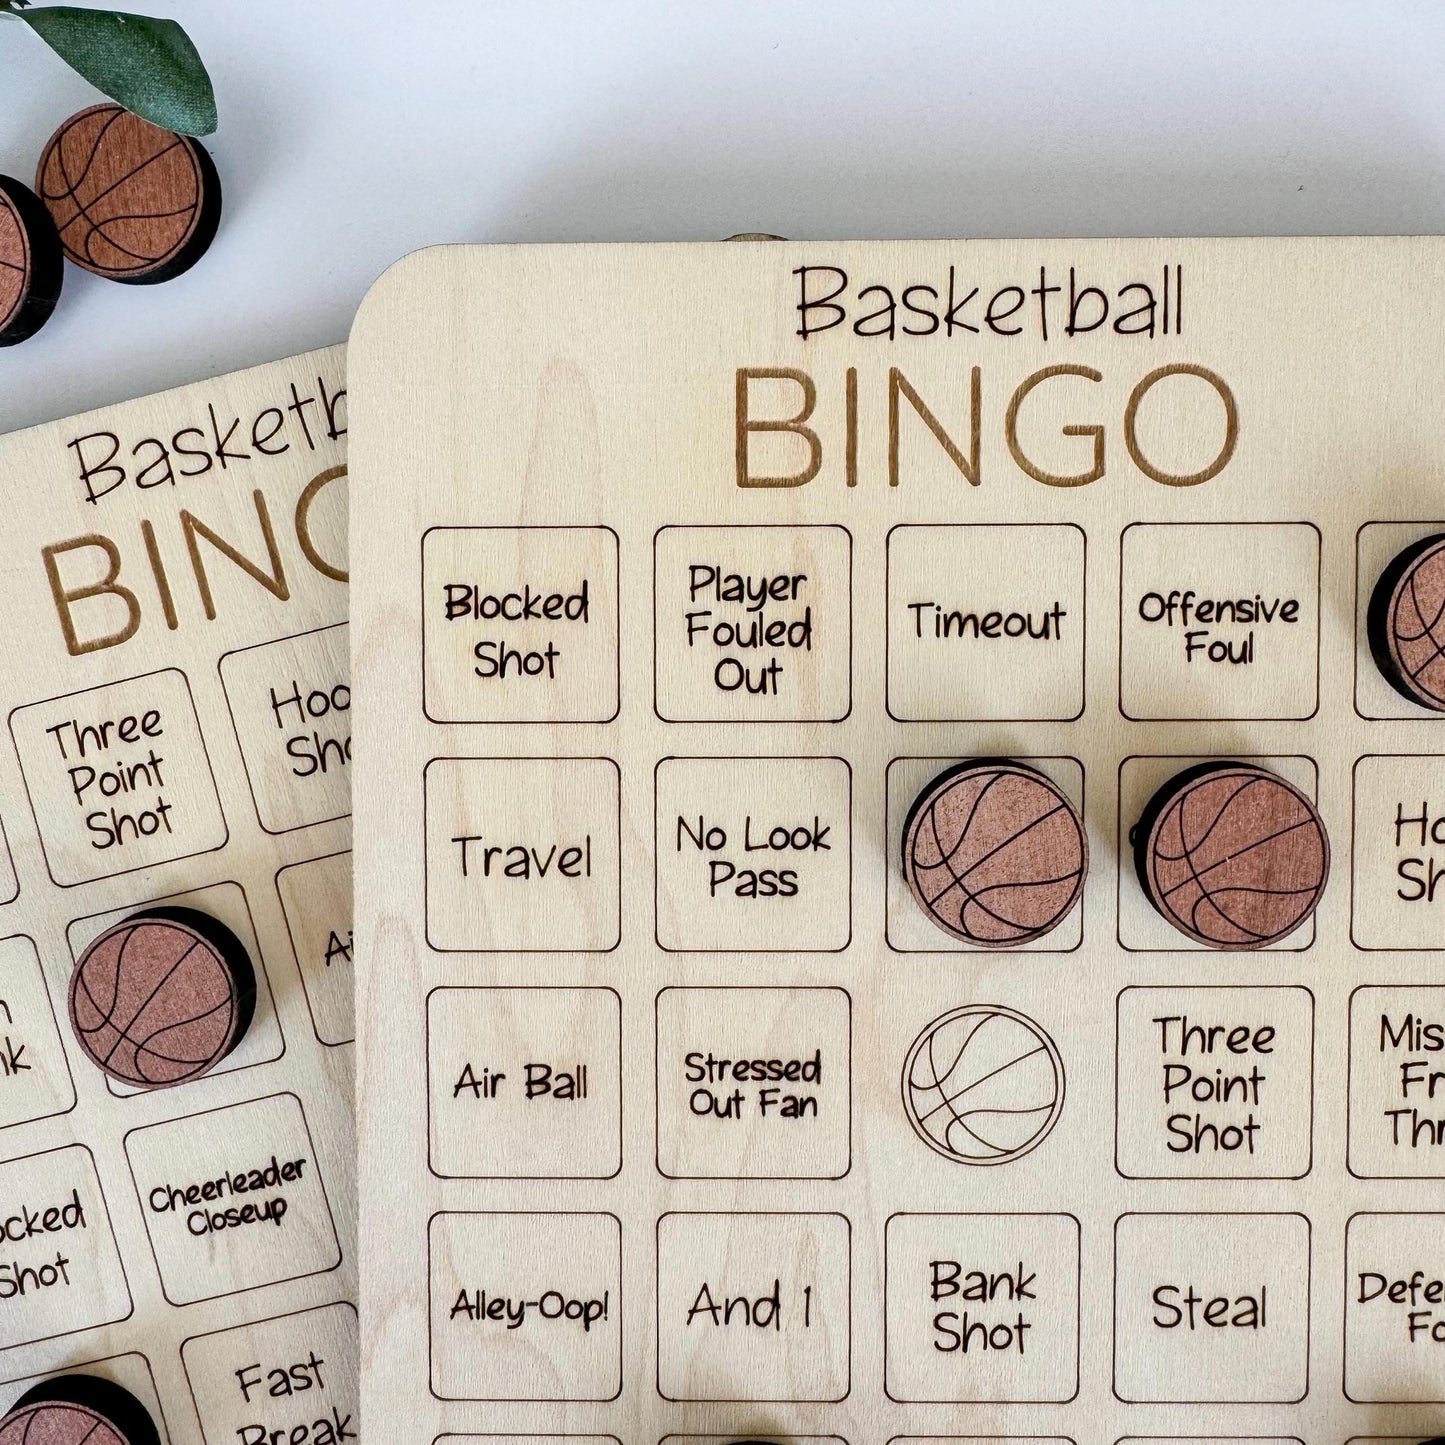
[348,240,1445,1445]
[0,348,356,1445]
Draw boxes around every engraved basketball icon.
[1368,532,1445,712]
[35,104,222,284]
[68,907,255,1088]
[903,1004,1064,1165]
[901,759,1087,946]
[1134,761,1329,949]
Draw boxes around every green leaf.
[18,8,217,135]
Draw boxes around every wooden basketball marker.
[902,758,1088,946]
[0,1374,160,1445]
[1369,532,1445,713]
[1133,760,1330,949]
[36,106,222,285]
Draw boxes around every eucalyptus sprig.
[1,0,216,136]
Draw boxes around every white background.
[4,0,1445,431]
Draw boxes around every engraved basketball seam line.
[98,935,205,1066]
[1173,843,1254,942]
[1398,562,1445,643]
[42,106,126,204]
[1402,662,1445,702]
[1191,776,1272,857]
[920,842,1080,933]
[923,771,1000,879]
[130,1006,234,1078]
[954,1109,1055,1157]
[132,994,236,1077]
[18,1407,105,1445]
[82,211,193,269]
[49,118,183,218]
[87,198,195,228]
[0,202,25,317]
[932,1080,1035,1155]
[1173,857,1315,943]
[939,1115,1005,1156]
[1155,810,1316,880]
[1193,881,1323,901]
[1173,773,1266,859]
[922,799,1072,899]
[1154,774,1261,863]
[1156,814,1319,903]
[920,1019,981,1086]
[90,922,134,1019]
[81,201,199,269]
[959,871,1084,923]
[46,106,135,214]
[1153,777,1306,866]
[925,777,1059,878]
[1187,886,1312,944]
[1403,651,1445,695]
[917,1043,1049,1123]
[39,108,107,205]
[918,800,1072,892]
[1396,581,1445,698]
[953,1104,1055,1118]
[920,1013,990,1088]
[75,959,113,1032]
[1394,596,1442,644]
[1163,775,1245,864]
[135,995,234,1052]
[919,1017,988,1086]
[134,988,233,1045]
[1191,890,1270,943]
[915,858,1083,897]
[927,869,1084,939]
[943,1115,1010,1156]
[82,198,197,242]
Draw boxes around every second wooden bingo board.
[0,346,355,1445]
[349,239,1445,1445]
